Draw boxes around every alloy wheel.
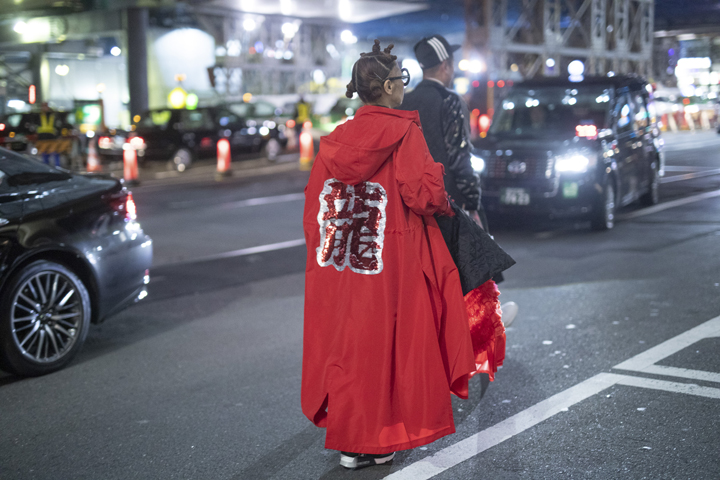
[10,271,83,363]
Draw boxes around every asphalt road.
[1,131,719,480]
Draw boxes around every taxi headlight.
[555,154,593,174]
[470,154,486,173]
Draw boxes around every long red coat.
[302,106,477,454]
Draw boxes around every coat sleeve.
[395,123,453,217]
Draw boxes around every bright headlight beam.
[555,154,590,173]
[470,154,486,173]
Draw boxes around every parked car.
[0,110,82,168]
[128,104,288,171]
[96,128,130,162]
[318,97,363,133]
[472,74,664,230]
[0,147,152,376]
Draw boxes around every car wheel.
[263,138,281,161]
[171,148,193,172]
[640,164,660,206]
[0,260,91,376]
[591,181,615,231]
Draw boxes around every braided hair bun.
[346,39,400,102]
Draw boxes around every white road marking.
[660,168,720,184]
[165,238,306,266]
[663,166,716,172]
[219,192,305,209]
[618,188,720,220]
[387,316,720,479]
[615,375,720,399]
[384,373,621,480]
[169,192,304,210]
[613,315,720,383]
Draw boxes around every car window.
[0,150,71,188]
[216,109,240,127]
[632,92,649,129]
[615,93,633,134]
[489,85,611,138]
[181,110,214,130]
[253,101,277,117]
[137,110,173,129]
[228,103,251,117]
[6,114,23,128]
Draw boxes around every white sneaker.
[501,302,519,328]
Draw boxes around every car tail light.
[129,136,145,148]
[575,125,598,138]
[0,123,5,131]
[478,114,491,134]
[98,136,112,149]
[126,193,137,220]
[286,119,296,129]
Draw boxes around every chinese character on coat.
[316,178,387,274]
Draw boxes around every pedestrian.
[293,95,311,135]
[398,34,519,325]
[302,40,481,470]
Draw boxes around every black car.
[128,104,288,171]
[0,111,82,168]
[0,148,152,376]
[473,75,664,230]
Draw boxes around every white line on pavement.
[618,188,720,220]
[614,375,720,399]
[663,166,716,172]
[220,192,305,209]
[660,168,720,184]
[387,315,720,479]
[384,373,621,480]
[613,315,720,383]
[165,238,306,266]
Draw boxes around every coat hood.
[317,105,422,184]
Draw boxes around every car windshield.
[490,85,612,138]
[0,150,71,190]
[136,110,173,129]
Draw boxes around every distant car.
[96,129,130,162]
[318,97,363,132]
[0,147,152,376]
[128,105,288,171]
[0,111,82,168]
[473,74,664,230]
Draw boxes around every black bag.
[435,201,516,295]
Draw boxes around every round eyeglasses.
[385,68,410,86]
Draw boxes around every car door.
[631,89,652,193]
[179,109,216,158]
[612,90,641,205]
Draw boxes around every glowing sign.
[575,125,598,138]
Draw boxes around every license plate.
[562,182,579,198]
[500,187,530,205]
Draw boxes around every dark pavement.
[1,132,719,480]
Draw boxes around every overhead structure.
[465,0,655,79]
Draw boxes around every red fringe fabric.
[464,280,506,381]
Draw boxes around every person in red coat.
[302,40,478,470]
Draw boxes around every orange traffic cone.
[299,121,314,171]
[285,120,298,150]
[87,138,101,172]
[123,144,140,186]
[470,109,479,140]
[216,138,232,180]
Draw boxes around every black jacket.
[399,79,480,210]
[435,201,515,295]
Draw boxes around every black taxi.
[473,75,664,230]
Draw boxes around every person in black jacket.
[398,35,487,228]
[399,34,518,326]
